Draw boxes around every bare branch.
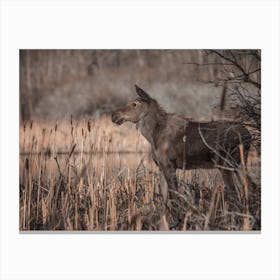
[209,50,247,76]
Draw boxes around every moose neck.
[137,100,167,145]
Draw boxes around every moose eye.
[132,102,137,107]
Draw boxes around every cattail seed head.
[87,120,91,133]
[25,158,29,170]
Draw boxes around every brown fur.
[112,85,251,203]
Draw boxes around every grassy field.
[19,115,261,231]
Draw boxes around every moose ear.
[135,85,151,102]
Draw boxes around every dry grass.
[19,115,261,231]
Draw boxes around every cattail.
[70,115,73,126]
[87,120,91,133]
[25,158,29,170]
[30,120,33,130]
[220,80,228,111]
[55,123,57,132]
[23,123,26,132]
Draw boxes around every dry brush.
[19,115,261,231]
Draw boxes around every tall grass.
[19,115,261,231]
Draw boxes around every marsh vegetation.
[19,116,260,230]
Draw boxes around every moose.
[112,85,251,204]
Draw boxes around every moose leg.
[160,161,183,229]
[159,171,168,204]
[160,161,178,201]
[221,170,235,191]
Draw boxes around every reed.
[19,116,261,231]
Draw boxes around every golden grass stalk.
[19,117,260,231]
[239,143,250,230]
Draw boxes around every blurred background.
[20,50,226,120]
